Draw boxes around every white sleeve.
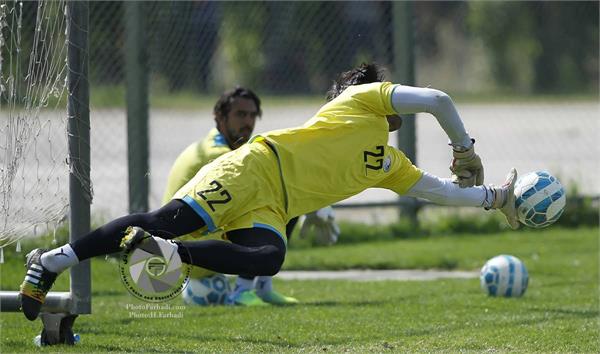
[391,84,472,148]
[406,171,489,207]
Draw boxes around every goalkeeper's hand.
[298,206,340,246]
[449,139,484,188]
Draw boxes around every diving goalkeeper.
[19,63,518,321]
[163,87,337,306]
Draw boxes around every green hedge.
[292,192,598,248]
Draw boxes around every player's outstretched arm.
[390,85,483,187]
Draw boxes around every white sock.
[232,276,255,295]
[40,244,79,273]
[254,276,273,295]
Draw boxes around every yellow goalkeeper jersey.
[164,128,233,278]
[163,128,231,204]
[260,81,423,218]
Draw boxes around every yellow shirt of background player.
[262,81,424,218]
[163,128,231,205]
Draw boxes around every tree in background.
[89,1,124,86]
[219,2,267,91]
[82,1,598,98]
[468,1,598,94]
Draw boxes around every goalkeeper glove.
[449,139,484,188]
[298,206,340,246]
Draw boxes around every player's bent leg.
[19,200,205,320]
[71,199,206,261]
[230,229,294,306]
[178,226,286,276]
[238,217,300,306]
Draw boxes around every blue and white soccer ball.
[182,274,231,306]
[514,171,566,228]
[480,255,528,297]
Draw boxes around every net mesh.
[3,2,595,226]
[86,2,596,221]
[0,0,69,247]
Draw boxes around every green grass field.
[1,227,598,352]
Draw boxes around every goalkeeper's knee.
[252,246,285,276]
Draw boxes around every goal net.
[0,0,80,252]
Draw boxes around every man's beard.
[230,128,252,146]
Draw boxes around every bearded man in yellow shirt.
[20,63,517,321]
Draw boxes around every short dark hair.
[326,63,385,101]
[213,86,262,118]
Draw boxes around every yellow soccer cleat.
[258,290,299,306]
[19,249,58,321]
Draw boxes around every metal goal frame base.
[38,313,79,346]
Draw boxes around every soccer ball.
[514,171,566,228]
[480,255,528,297]
[182,274,231,306]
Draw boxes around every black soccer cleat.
[19,249,58,321]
